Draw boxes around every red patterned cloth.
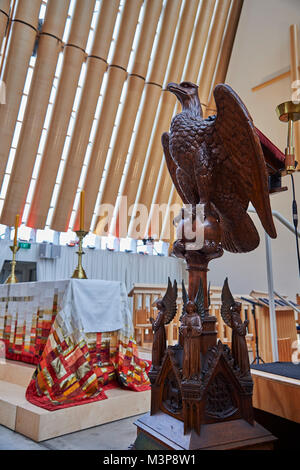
[0,281,151,410]
[25,316,151,410]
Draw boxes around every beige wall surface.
[207,0,300,299]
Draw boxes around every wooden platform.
[252,368,300,423]
[134,412,276,450]
[0,360,150,441]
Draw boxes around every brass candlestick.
[71,230,88,279]
[5,245,20,284]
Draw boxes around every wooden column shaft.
[93,0,163,235]
[146,0,182,86]
[207,0,244,113]
[159,190,181,242]
[150,0,241,243]
[198,0,231,106]
[51,0,120,232]
[135,91,177,212]
[182,0,216,83]
[128,0,199,238]
[73,64,127,231]
[0,0,41,183]
[1,0,70,227]
[41,0,70,38]
[95,73,145,216]
[27,45,87,229]
[0,0,11,16]
[118,82,162,229]
[150,0,218,240]
[1,36,64,226]
[0,0,10,50]
[111,0,182,237]
[51,57,107,232]
[73,0,143,231]
[27,0,95,229]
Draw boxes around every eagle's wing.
[212,84,276,240]
[194,279,205,320]
[220,277,234,328]
[162,278,178,325]
[161,132,188,204]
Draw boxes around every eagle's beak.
[167,82,187,96]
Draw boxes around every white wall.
[207,0,300,299]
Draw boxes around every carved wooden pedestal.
[133,238,276,450]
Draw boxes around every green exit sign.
[18,242,31,249]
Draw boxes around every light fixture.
[276,100,300,173]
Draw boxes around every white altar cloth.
[0,278,133,340]
[61,279,129,333]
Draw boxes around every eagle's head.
[167,81,202,115]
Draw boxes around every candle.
[80,190,85,231]
[14,214,19,246]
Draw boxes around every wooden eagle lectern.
[133,83,279,450]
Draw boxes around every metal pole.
[265,233,279,362]
[248,205,300,238]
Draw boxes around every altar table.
[0,279,150,410]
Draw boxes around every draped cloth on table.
[0,280,150,410]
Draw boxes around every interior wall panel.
[51,0,120,232]
[0,0,10,50]
[73,0,144,232]
[1,0,70,227]
[0,0,41,186]
[0,0,245,245]
[27,0,95,229]
[155,0,242,239]
[147,0,218,237]
[94,0,163,236]
[198,0,231,107]
[207,0,244,114]
[128,0,200,238]
[110,0,182,238]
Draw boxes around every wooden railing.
[128,284,255,353]
[128,283,184,347]
[249,290,298,363]
[128,284,299,362]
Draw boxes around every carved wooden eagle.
[162,81,277,253]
